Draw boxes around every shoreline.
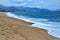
[0,12,60,40]
[6,12,60,38]
[5,12,34,25]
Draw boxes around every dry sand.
[0,12,60,40]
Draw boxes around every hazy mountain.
[0,4,50,12]
[0,4,60,13]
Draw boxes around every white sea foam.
[5,12,48,23]
[32,22,60,38]
[5,12,35,23]
[6,12,60,38]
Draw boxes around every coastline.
[0,12,60,40]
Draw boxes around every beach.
[0,12,60,40]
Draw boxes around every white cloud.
[19,0,24,1]
[39,1,44,4]
[19,2,27,6]
[28,0,32,1]
[0,0,60,10]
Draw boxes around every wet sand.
[0,12,60,40]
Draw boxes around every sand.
[0,12,60,40]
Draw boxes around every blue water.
[6,11,60,38]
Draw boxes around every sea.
[5,11,60,38]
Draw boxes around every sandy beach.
[0,12,60,40]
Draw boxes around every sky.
[0,0,60,10]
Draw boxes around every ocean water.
[6,11,60,38]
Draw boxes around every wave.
[6,12,60,38]
[5,12,49,23]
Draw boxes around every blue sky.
[0,0,60,10]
